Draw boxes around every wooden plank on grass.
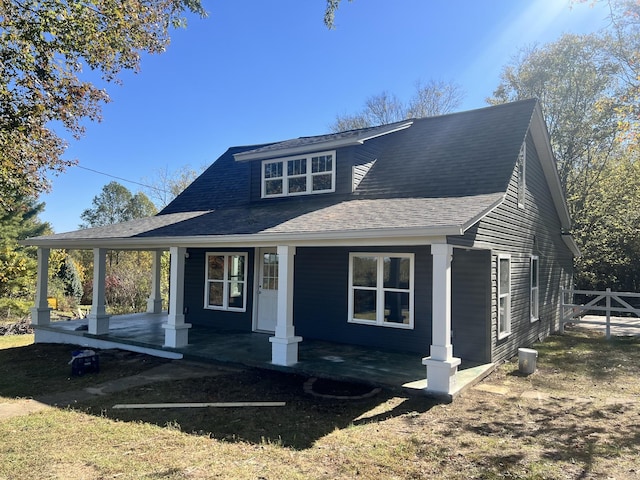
[112,402,286,409]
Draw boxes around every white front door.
[256,248,278,332]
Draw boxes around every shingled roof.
[26,99,552,248]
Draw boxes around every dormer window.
[262,151,335,198]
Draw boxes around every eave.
[22,225,463,250]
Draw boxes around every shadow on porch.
[34,312,495,398]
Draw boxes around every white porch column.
[146,250,163,314]
[163,246,191,348]
[88,248,110,335]
[269,245,302,366]
[30,247,51,326]
[423,243,461,396]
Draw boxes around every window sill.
[348,318,414,330]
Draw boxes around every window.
[348,253,414,329]
[517,143,526,209]
[530,255,539,322]
[262,151,335,198]
[497,255,511,338]
[205,253,248,311]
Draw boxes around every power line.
[74,164,166,193]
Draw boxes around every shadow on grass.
[465,396,640,478]
[0,343,169,397]
[534,328,640,382]
[0,342,438,450]
[78,368,438,450]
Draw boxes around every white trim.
[23,229,462,250]
[529,105,572,231]
[530,255,539,322]
[233,121,413,162]
[204,252,248,312]
[261,150,336,198]
[497,254,511,339]
[517,142,526,209]
[348,252,415,329]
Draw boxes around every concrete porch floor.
[34,313,496,400]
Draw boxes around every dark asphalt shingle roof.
[29,99,538,244]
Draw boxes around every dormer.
[260,150,336,198]
[233,121,413,201]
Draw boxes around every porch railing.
[561,288,640,339]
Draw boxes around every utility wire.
[74,164,167,193]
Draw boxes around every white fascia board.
[562,234,581,257]
[23,225,462,250]
[530,106,572,231]
[233,122,413,162]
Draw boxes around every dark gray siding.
[449,133,574,363]
[294,246,432,354]
[451,249,491,363]
[183,248,255,331]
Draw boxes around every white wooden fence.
[561,288,640,338]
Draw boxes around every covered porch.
[33,312,495,399]
[26,228,488,400]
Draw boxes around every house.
[25,99,579,398]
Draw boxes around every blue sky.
[40,0,611,233]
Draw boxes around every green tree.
[331,79,465,132]
[574,153,640,291]
[78,181,158,313]
[488,34,623,203]
[0,198,51,318]
[490,29,640,291]
[57,255,83,301]
[0,0,207,208]
[79,181,157,228]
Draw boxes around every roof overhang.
[233,121,413,162]
[23,227,460,250]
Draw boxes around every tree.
[574,153,640,291]
[489,29,640,291]
[79,181,157,228]
[142,164,204,209]
[488,34,623,203]
[324,0,352,28]
[0,0,207,208]
[0,198,51,318]
[57,255,83,301]
[78,181,159,313]
[331,79,465,132]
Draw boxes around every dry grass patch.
[0,327,638,479]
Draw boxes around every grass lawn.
[0,328,638,479]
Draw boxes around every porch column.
[146,250,163,314]
[163,246,191,348]
[269,245,302,366]
[423,243,461,395]
[30,247,51,325]
[88,248,110,335]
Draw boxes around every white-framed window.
[262,150,335,198]
[497,254,511,339]
[204,252,248,311]
[348,252,414,329]
[530,255,539,322]
[517,143,526,209]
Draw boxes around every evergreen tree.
[0,198,51,318]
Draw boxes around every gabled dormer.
[233,121,413,202]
